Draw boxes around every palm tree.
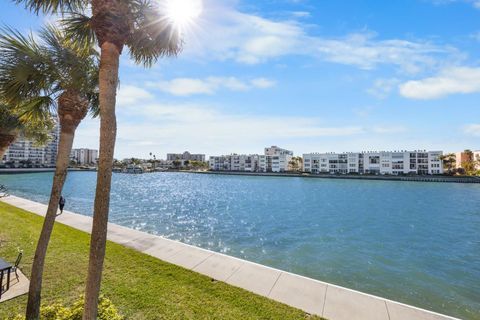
[439,153,456,174]
[0,26,99,320]
[0,104,41,161]
[0,106,21,160]
[16,1,182,318]
[0,104,53,160]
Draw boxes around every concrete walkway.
[0,270,29,303]
[1,196,460,320]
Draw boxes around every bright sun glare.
[165,0,203,30]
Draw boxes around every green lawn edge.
[0,202,322,319]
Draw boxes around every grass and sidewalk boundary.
[1,196,460,320]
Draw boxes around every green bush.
[11,295,123,320]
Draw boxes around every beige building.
[455,150,480,170]
[167,151,205,162]
[455,152,471,169]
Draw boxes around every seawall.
[188,170,480,184]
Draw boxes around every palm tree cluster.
[1,1,182,319]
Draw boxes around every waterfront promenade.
[1,195,460,320]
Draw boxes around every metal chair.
[11,251,22,281]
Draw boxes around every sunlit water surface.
[1,172,479,319]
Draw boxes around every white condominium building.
[209,146,294,173]
[2,124,59,167]
[209,154,259,172]
[71,148,99,165]
[167,151,206,162]
[303,151,443,175]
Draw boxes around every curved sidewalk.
[1,195,460,320]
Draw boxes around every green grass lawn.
[0,202,321,319]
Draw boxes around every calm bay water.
[1,171,479,319]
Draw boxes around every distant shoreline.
[186,170,480,184]
[0,168,96,174]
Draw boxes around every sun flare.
[165,0,203,30]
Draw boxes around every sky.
[1,0,480,159]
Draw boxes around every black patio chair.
[11,251,22,281]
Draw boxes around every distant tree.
[0,104,53,160]
[440,153,456,174]
[288,156,303,172]
[173,160,181,169]
[461,150,476,176]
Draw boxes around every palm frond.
[0,25,100,116]
[21,116,56,145]
[14,0,88,14]
[0,27,53,104]
[61,13,97,54]
[87,91,100,117]
[0,102,53,145]
[17,96,56,123]
[0,104,21,133]
[126,0,182,67]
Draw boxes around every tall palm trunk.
[83,42,119,320]
[26,90,88,320]
[0,132,16,161]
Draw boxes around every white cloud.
[147,76,276,96]
[120,102,364,139]
[117,85,154,105]
[429,0,480,8]
[250,78,277,88]
[313,34,449,73]
[399,67,480,99]
[291,11,311,18]
[463,124,480,136]
[183,1,460,73]
[367,78,400,99]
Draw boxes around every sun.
[165,0,203,30]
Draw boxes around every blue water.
[1,172,479,319]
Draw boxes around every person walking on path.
[59,196,66,215]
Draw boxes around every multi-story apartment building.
[264,146,293,172]
[209,154,259,171]
[303,151,443,175]
[70,148,98,165]
[167,151,205,162]
[209,146,293,173]
[1,124,59,167]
